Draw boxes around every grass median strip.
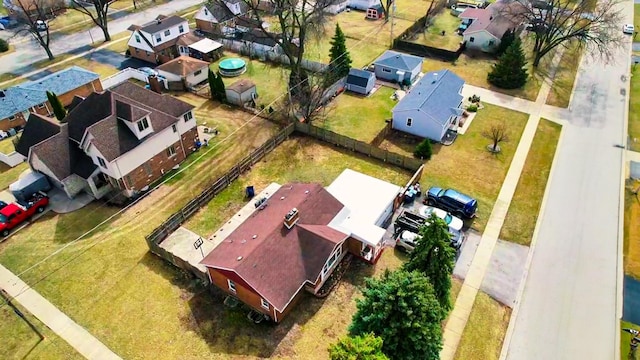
[500,119,562,245]
[546,42,582,108]
[624,181,640,280]
[629,67,640,152]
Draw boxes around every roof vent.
[305,190,309,194]
[252,234,257,239]
[284,208,299,229]
[236,256,243,261]
[280,196,285,200]
[432,72,438,84]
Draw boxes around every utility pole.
[389,0,395,47]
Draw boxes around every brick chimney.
[59,121,69,138]
[284,208,299,229]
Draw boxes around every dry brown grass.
[410,12,464,51]
[0,162,28,191]
[624,181,640,279]
[546,42,583,108]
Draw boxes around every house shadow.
[51,200,121,244]
[138,252,326,358]
[380,129,445,158]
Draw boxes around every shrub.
[414,139,433,160]
[467,104,478,112]
[0,39,9,53]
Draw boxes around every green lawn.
[380,104,529,231]
[0,136,17,154]
[546,42,583,108]
[0,3,7,15]
[0,302,82,360]
[624,181,640,279]
[500,119,562,245]
[0,162,28,191]
[321,87,396,143]
[621,321,640,360]
[635,4,640,30]
[410,11,464,51]
[629,67,640,152]
[454,291,511,360]
[210,56,289,107]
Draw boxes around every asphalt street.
[0,0,203,76]
[503,4,632,359]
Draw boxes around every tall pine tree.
[327,23,352,83]
[46,91,66,121]
[208,69,217,101]
[487,38,528,89]
[215,71,227,102]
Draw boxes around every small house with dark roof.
[127,15,191,64]
[392,69,465,142]
[459,1,526,52]
[345,68,376,95]
[372,50,423,85]
[0,66,102,131]
[225,79,257,106]
[16,82,199,200]
[199,169,401,322]
[156,56,210,88]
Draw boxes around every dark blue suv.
[424,187,477,219]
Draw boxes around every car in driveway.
[418,205,464,231]
[395,230,420,252]
[424,187,477,219]
[138,67,159,77]
[623,24,635,35]
[0,192,48,237]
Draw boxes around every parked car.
[623,24,635,35]
[418,205,464,231]
[0,192,49,237]
[395,230,419,252]
[424,187,477,219]
[138,67,159,77]
[394,209,464,250]
[35,20,48,32]
[450,3,477,15]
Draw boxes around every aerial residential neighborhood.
[0,0,637,358]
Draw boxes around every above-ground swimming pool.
[218,58,247,77]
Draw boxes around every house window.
[382,68,391,73]
[135,48,140,54]
[8,115,15,121]
[135,34,141,43]
[172,124,177,133]
[227,279,236,293]
[37,103,45,109]
[322,246,343,277]
[406,118,413,127]
[143,163,153,176]
[164,29,170,36]
[97,157,107,168]
[194,69,202,76]
[183,112,193,122]
[260,298,270,309]
[178,24,184,33]
[469,37,475,43]
[137,117,149,132]
[166,145,176,157]
[145,51,150,56]
[156,34,161,42]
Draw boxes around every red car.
[0,192,49,237]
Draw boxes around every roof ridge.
[111,89,179,120]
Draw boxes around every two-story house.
[127,15,193,64]
[195,0,267,36]
[15,82,199,200]
[0,66,102,131]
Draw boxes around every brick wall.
[209,268,277,321]
[129,46,158,64]
[182,127,199,155]
[0,113,27,131]
[58,80,102,106]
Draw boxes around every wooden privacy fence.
[295,123,424,171]
[145,123,295,251]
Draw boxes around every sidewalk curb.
[498,123,566,360]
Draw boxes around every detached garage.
[326,169,401,263]
[345,68,376,95]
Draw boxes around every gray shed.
[225,79,257,107]
[10,171,51,201]
[345,69,376,95]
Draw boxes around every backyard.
[0,135,17,154]
[453,291,511,360]
[500,119,562,245]
[321,86,396,143]
[379,104,530,231]
[410,11,464,51]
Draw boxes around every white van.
[450,2,478,15]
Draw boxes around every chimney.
[284,208,299,229]
[59,122,69,138]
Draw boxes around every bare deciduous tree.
[483,122,509,153]
[507,0,624,67]
[11,0,56,60]
[69,0,117,42]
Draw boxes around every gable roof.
[226,79,256,93]
[393,69,465,124]
[156,56,210,77]
[202,2,236,23]
[15,113,60,157]
[201,183,348,311]
[31,124,97,180]
[0,66,99,120]
[463,1,525,38]
[139,15,186,34]
[346,69,375,87]
[373,50,423,72]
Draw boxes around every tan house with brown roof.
[16,82,199,200]
[156,56,210,88]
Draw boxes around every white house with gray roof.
[372,50,423,85]
[392,69,465,142]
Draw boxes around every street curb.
[498,123,566,360]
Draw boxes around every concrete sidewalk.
[0,264,122,359]
[440,51,561,360]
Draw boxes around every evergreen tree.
[495,29,515,56]
[329,333,389,360]
[349,269,443,360]
[215,71,227,102]
[46,91,66,121]
[403,217,456,317]
[327,23,352,83]
[0,38,8,53]
[208,69,217,101]
[487,38,528,89]
[413,139,433,160]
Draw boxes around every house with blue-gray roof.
[0,66,102,131]
[391,69,465,142]
[372,50,423,85]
